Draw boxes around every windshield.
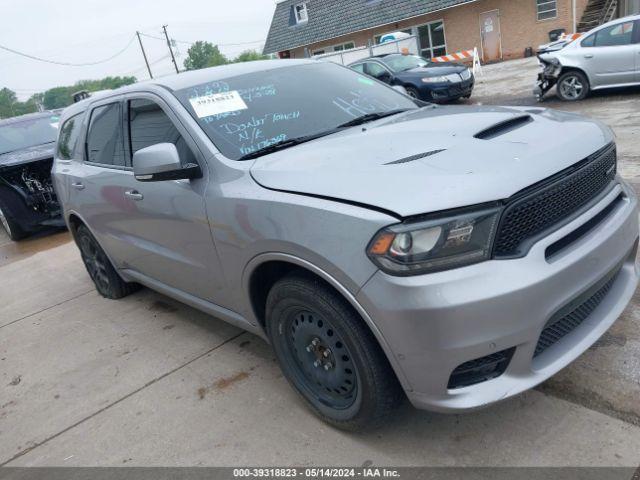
[174,62,418,160]
[0,115,60,155]
[382,55,429,73]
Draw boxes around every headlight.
[421,76,449,83]
[367,206,502,275]
[460,68,472,80]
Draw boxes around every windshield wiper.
[238,129,341,160]
[238,109,411,160]
[335,109,411,129]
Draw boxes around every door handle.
[124,190,144,201]
[71,182,85,190]
[584,54,594,58]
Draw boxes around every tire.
[404,86,420,100]
[75,225,140,299]
[266,273,403,431]
[556,70,589,101]
[0,198,27,241]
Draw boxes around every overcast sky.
[1,0,278,100]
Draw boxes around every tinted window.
[594,21,635,47]
[0,115,59,155]
[86,103,126,166]
[366,63,389,78]
[174,62,417,160]
[350,64,365,73]
[57,113,83,160]
[382,55,429,72]
[129,99,196,166]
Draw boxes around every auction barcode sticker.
[189,90,248,118]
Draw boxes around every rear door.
[635,20,640,82]
[581,20,637,87]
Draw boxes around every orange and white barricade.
[559,32,583,42]
[431,47,483,77]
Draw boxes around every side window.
[128,98,196,167]
[581,33,596,47]
[57,113,84,160]
[594,22,635,47]
[350,64,365,74]
[86,103,126,167]
[366,62,389,79]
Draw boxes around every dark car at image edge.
[349,53,474,102]
[0,111,64,240]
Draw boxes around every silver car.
[535,14,640,101]
[53,60,639,430]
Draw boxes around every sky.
[0,0,279,100]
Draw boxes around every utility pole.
[162,25,180,74]
[136,31,153,79]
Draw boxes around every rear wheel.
[266,273,403,431]
[0,199,27,241]
[556,71,589,101]
[75,225,139,299]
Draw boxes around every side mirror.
[392,85,408,95]
[132,143,201,182]
[378,72,393,83]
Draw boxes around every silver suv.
[53,60,639,430]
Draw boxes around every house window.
[417,21,446,59]
[312,49,326,56]
[294,3,308,23]
[536,0,557,20]
[333,41,355,51]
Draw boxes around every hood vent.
[474,115,533,140]
[385,149,446,165]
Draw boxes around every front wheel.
[556,71,589,101]
[404,86,420,100]
[0,199,26,241]
[266,273,403,431]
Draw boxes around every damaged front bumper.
[533,57,562,101]
[0,158,64,233]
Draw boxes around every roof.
[0,110,60,126]
[263,0,477,54]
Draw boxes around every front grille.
[534,267,620,357]
[448,347,515,389]
[494,144,616,258]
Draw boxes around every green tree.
[0,88,19,118]
[42,76,137,110]
[234,49,269,63]
[183,41,228,71]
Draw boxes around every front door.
[76,95,224,303]
[479,10,502,63]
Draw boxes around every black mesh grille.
[534,268,620,357]
[494,145,616,258]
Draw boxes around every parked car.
[535,14,640,101]
[349,53,474,102]
[0,111,65,240]
[53,60,638,430]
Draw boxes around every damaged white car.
[535,14,640,101]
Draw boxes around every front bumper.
[357,179,638,412]
[422,77,475,102]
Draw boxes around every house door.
[479,10,502,63]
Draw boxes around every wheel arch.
[559,65,592,88]
[243,253,412,391]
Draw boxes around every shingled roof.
[263,0,476,54]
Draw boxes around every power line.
[0,35,137,67]
[139,31,264,47]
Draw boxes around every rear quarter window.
[57,113,84,160]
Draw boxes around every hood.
[0,142,56,169]
[401,62,467,77]
[537,39,570,54]
[250,105,613,218]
